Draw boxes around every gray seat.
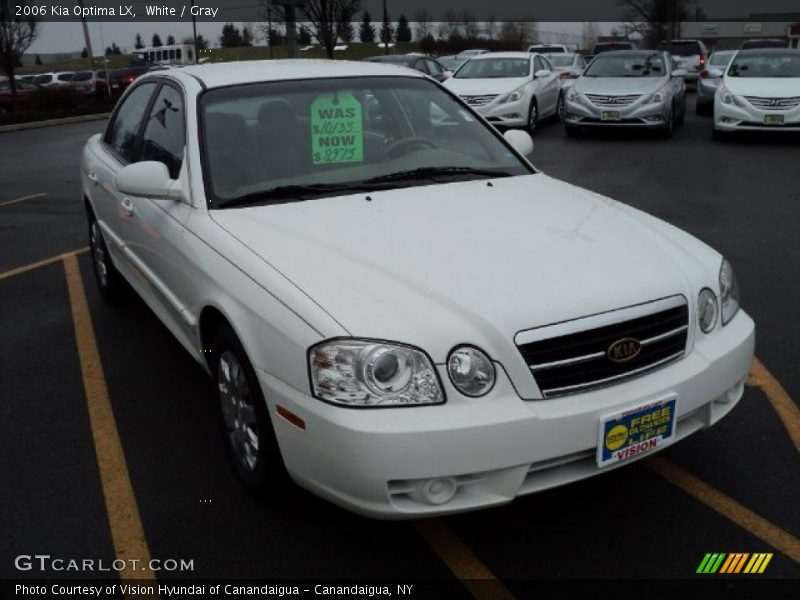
[256,100,307,179]
[205,112,262,195]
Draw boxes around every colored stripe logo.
[697,553,773,574]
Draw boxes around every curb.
[0,113,110,133]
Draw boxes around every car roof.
[169,59,425,89]
[594,50,663,57]
[468,52,533,60]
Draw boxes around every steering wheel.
[383,136,438,160]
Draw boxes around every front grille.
[459,94,499,107]
[584,94,642,107]
[515,296,689,398]
[744,96,800,110]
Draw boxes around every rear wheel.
[88,216,124,302]
[212,325,287,493]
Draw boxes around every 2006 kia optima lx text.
[81,60,754,518]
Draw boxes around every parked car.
[590,41,636,60]
[712,48,800,138]
[103,66,150,96]
[663,39,710,83]
[32,71,75,88]
[564,50,687,137]
[70,70,103,96]
[16,74,36,84]
[0,79,43,114]
[365,54,451,82]
[543,53,587,105]
[437,50,490,73]
[81,60,753,518]
[741,38,789,50]
[443,51,562,133]
[696,50,737,115]
[528,44,570,54]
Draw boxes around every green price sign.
[310,93,364,165]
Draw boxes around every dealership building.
[679,15,800,50]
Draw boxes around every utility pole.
[268,6,274,59]
[77,0,95,70]
[191,0,198,63]
[382,0,388,55]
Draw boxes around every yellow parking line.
[747,358,800,453]
[646,456,800,564]
[0,247,89,281]
[63,254,156,584]
[0,192,47,208]
[414,520,516,600]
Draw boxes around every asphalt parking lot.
[1,95,798,595]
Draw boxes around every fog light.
[645,115,663,122]
[721,379,745,404]
[567,113,580,121]
[416,478,457,505]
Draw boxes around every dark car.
[0,79,43,114]
[100,66,151,96]
[365,54,451,82]
[741,38,789,50]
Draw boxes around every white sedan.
[443,51,562,133]
[81,60,754,518]
[713,48,800,136]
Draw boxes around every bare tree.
[461,11,479,40]
[581,21,600,53]
[260,0,359,59]
[618,0,695,47]
[0,1,39,112]
[413,8,432,40]
[437,10,462,40]
[485,16,497,41]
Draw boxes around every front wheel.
[555,93,565,121]
[660,106,675,138]
[89,217,124,302]
[212,325,287,492]
[526,100,538,135]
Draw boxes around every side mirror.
[504,129,534,155]
[534,69,552,78]
[672,68,688,77]
[115,161,180,200]
[706,68,724,78]
[442,70,452,80]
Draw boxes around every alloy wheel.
[218,350,260,473]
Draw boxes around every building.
[679,15,800,51]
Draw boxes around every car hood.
[211,174,716,386]
[574,76,667,95]
[444,77,529,96]
[722,76,800,96]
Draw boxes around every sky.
[27,21,605,55]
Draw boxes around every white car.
[443,52,562,133]
[81,60,754,519]
[713,48,800,137]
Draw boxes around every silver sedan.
[696,50,736,115]
[564,50,687,137]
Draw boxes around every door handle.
[121,196,134,216]
[87,171,99,185]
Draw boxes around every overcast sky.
[28,21,607,54]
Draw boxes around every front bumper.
[565,96,670,128]
[714,97,800,132]
[260,311,755,519]
[469,97,529,128]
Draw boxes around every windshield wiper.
[218,182,387,209]
[365,166,513,184]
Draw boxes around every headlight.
[648,85,669,104]
[719,259,740,325]
[697,288,718,333]
[500,85,527,104]
[718,84,744,107]
[309,339,444,407]
[447,346,496,397]
[567,89,582,104]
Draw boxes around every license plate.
[112,84,119,89]
[764,114,784,125]
[601,111,620,121]
[597,397,677,467]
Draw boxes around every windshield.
[665,42,702,57]
[546,55,575,67]
[201,77,532,208]
[455,58,530,79]
[584,54,665,77]
[709,52,735,66]
[593,43,633,54]
[728,53,800,77]
[532,46,565,53]
[72,71,93,81]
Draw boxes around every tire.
[555,93,565,122]
[526,99,539,135]
[88,215,124,302]
[212,324,287,493]
[676,94,686,125]
[660,105,675,138]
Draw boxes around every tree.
[461,11,479,40]
[395,14,411,43]
[105,46,113,56]
[166,34,175,45]
[112,42,122,55]
[581,21,600,53]
[266,27,284,46]
[134,33,144,49]
[241,24,254,47]
[297,24,312,45]
[195,34,209,50]
[618,0,695,47]
[152,33,162,47]
[437,10,461,40]
[34,53,41,65]
[413,9,432,40]
[81,47,88,58]
[485,16,497,40]
[0,2,39,111]
[359,11,375,43]
[336,20,354,43]
[299,0,360,59]
[220,22,243,48]
[379,14,394,45]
